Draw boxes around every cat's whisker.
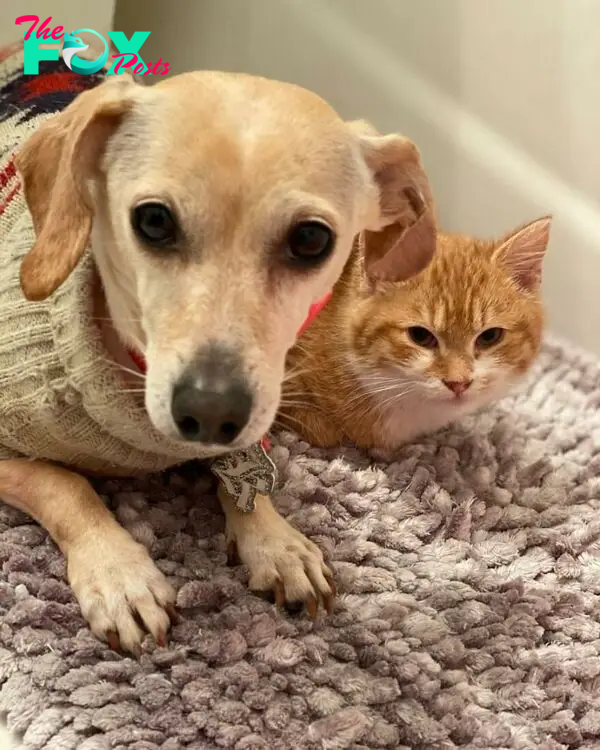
[337,391,374,417]
[339,390,384,412]
[273,414,311,433]
[346,380,420,405]
[280,390,317,399]
[349,365,393,378]
[349,385,404,405]
[91,316,143,323]
[343,372,403,388]
[288,342,315,360]
[279,400,323,412]
[375,384,421,404]
[342,390,384,414]
[338,384,421,424]
[357,377,402,388]
[283,366,312,383]
[370,383,423,407]
[99,357,146,381]
[376,388,420,412]
[342,384,396,407]
[358,369,418,388]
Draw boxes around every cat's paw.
[67,527,178,654]
[227,511,335,616]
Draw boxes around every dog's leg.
[0,459,176,654]
[218,485,335,614]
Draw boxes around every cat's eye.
[407,326,438,349]
[132,202,178,248]
[286,221,335,268]
[476,327,505,348]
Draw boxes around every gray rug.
[2,338,600,750]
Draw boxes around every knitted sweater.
[0,44,275,510]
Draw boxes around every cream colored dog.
[0,71,435,653]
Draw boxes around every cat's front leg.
[217,485,335,614]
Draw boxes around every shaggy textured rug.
[2,338,600,750]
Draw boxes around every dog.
[0,49,436,654]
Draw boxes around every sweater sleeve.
[0,447,23,461]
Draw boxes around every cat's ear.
[493,216,552,291]
[348,120,436,284]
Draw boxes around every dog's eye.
[476,327,505,348]
[286,221,334,267]
[132,202,177,248]
[408,326,438,349]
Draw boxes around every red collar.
[127,293,332,376]
[128,347,148,375]
[296,292,332,338]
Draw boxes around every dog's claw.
[274,579,286,608]
[226,540,241,567]
[106,630,121,652]
[324,574,336,614]
[156,629,167,648]
[165,603,180,625]
[306,594,318,619]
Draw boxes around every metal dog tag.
[210,441,277,512]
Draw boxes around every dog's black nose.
[171,344,253,444]
[171,383,252,443]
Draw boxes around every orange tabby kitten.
[279,217,551,449]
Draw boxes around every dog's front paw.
[67,527,177,655]
[227,511,335,616]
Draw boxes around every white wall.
[115,0,600,355]
[1,0,115,47]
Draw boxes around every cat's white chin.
[427,385,489,412]
[447,395,471,405]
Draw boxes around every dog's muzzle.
[169,343,254,445]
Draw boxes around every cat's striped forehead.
[397,234,520,334]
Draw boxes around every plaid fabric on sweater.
[0,43,275,510]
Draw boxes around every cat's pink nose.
[443,379,472,396]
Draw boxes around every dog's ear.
[349,120,436,284]
[16,77,137,301]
